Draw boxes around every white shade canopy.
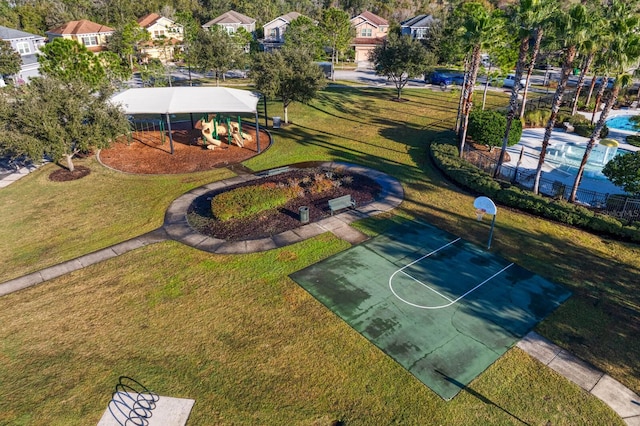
[110,87,260,115]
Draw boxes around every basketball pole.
[487,214,496,250]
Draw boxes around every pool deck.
[504,108,639,196]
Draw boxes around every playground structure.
[200,114,253,150]
[111,87,263,155]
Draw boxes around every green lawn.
[0,85,636,424]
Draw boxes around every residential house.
[350,11,388,67]
[0,25,46,84]
[137,13,184,63]
[45,19,114,52]
[262,11,302,51]
[202,10,256,35]
[400,14,436,40]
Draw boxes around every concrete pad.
[40,259,84,281]
[338,209,367,223]
[215,241,247,254]
[330,225,369,245]
[548,349,603,391]
[272,230,304,247]
[164,209,186,225]
[517,331,562,365]
[194,237,225,252]
[292,223,326,239]
[316,216,349,231]
[245,238,277,252]
[140,228,169,244]
[164,222,195,240]
[97,393,194,426]
[0,272,44,297]
[77,248,119,268]
[111,238,146,255]
[591,374,640,419]
[187,187,211,197]
[178,233,211,248]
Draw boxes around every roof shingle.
[47,20,114,35]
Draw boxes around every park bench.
[261,166,290,176]
[328,194,356,215]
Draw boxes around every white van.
[503,74,527,89]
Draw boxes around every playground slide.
[232,131,244,147]
[201,120,222,148]
[229,122,252,142]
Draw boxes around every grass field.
[0,84,637,424]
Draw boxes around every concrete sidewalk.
[518,332,640,425]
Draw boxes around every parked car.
[502,74,527,89]
[594,77,615,89]
[425,71,465,87]
[425,71,454,87]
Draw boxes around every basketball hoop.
[473,196,498,250]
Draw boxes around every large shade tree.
[107,20,150,70]
[0,40,21,82]
[319,8,353,80]
[369,33,434,101]
[0,76,130,172]
[191,26,245,86]
[38,38,106,88]
[285,15,325,60]
[602,151,640,196]
[251,47,326,124]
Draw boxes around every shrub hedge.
[429,141,640,242]
[211,183,296,221]
[626,134,640,147]
[523,109,609,138]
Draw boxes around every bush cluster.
[212,183,297,221]
[523,109,551,127]
[211,169,349,222]
[523,109,609,138]
[626,134,640,147]
[429,141,640,242]
[468,109,523,149]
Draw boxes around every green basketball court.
[289,220,571,400]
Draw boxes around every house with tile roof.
[262,12,302,51]
[400,14,437,40]
[350,11,388,67]
[202,10,256,35]
[0,25,46,84]
[45,19,114,52]
[137,13,183,63]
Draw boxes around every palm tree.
[570,3,606,116]
[532,4,591,194]
[457,2,505,157]
[494,0,556,177]
[569,1,640,203]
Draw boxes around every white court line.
[388,238,515,309]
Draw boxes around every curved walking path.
[0,162,638,424]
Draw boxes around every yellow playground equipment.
[199,114,252,150]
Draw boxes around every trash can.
[272,117,281,129]
[299,206,309,223]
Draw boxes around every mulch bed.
[187,168,381,241]
[49,165,91,182]
[98,125,270,174]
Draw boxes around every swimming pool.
[546,142,628,179]
[605,115,640,132]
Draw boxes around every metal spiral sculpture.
[108,376,160,426]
